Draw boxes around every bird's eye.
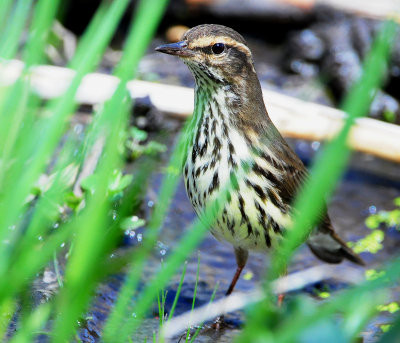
[211,43,225,55]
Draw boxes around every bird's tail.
[307,217,365,266]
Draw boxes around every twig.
[161,264,364,341]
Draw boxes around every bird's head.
[156,24,257,86]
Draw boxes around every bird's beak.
[155,41,193,57]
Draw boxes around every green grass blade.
[105,218,209,342]
[0,0,130,277]
[50,112,127,342]
[8,304,51,343]
[189,282,219,343]
[105,96,254,339]
[167,262,188,322]
[157,289,163,328]
[0,223,72,299]
[67,2,110,69]
[114,0,169,79]
[275,259,400,343]
[0,298,16,341]
[235,19,398,343]
[0,0,59,171]
[158,263,188,342]
[0,0,13,32]
[105,160,240,341]
[0,0,33,59]
[270,19,398,280]
[185,253,201,341]
[23,0,61,66]
[0,79,31,179]
[49,0,168,340]
[103,132,184,342]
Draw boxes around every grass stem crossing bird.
[156,24,364,299]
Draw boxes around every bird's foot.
[211,316,226,330]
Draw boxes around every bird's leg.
[277,293,285,307]
[277,268,288,307]
[214,248,249,329]
[225,264,245,296]
[227,247,249,295]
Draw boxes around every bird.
[155,24,364,299]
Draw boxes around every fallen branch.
[316,0,400,21]
[161,264,364,341]
[280,0,400,21]
[1,60,399,162]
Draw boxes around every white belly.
[183,124,291,252]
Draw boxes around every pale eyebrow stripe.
[190,36,251,57]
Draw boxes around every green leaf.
[130,127,148,142]
[144,141,167,155]
[64,192,82,211]
[377,302,400,314]
[318,292,331,299]
[365,214,381,229]
[109,170,133,193]
[120,216,146,231]
[381,324,392,333]
[388,209,400,226]
[365,269,386,281]
[80,174,99,194]
[383,110,396,123]
[352,230,384,254]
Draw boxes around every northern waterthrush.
[156,24,364,297]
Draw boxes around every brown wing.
[260,125,365,266]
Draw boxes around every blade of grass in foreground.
[16,155,159,341]
[23,0,60,66]
[0,0,130,339]
[104,138,258,341]
[0,0,33,59]
[107,183,231,342]
[103,44,201,340]
[8,304,52,343]
[185,254,201,342]
[0,0,58,162]
[51,0,168,341]
[273,257,400,343]
[0,0,59,166]
[4,145,79,290]
[102,130,185,342]
[0,0,62,258]
[271,19,397,280]
[167,261,188,322]
[0,0,130,291]
[189,282,219,343]
[0,0,13,32]
[236,19,398,343]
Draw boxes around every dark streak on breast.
[246,179,267,202]
[208,171,220,195]
[228,141,237,168]
[238,195,253,236]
